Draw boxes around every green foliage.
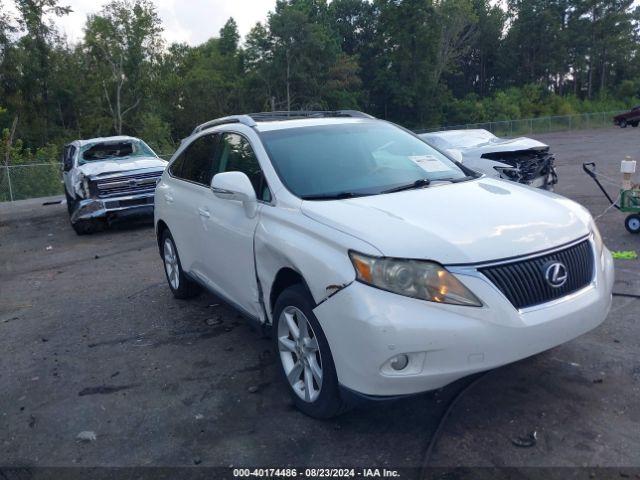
[219,18,240,56]
[138,113,174,156]
[0,128,61,201]
[83,0,163,135]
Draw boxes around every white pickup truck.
[62,136,167,235]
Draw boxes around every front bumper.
[70,193,155,223]
[313,245,614,397]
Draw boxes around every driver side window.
[215,133,271,202]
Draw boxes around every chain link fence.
[0,163,64,203]
[417,110,624,135]
[0,111,625,203]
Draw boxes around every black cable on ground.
[420,372,493,476]
[613,292,640,299]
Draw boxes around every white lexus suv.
[155,111,614,418]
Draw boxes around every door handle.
[198,208,210,218]
[164,194,174,203]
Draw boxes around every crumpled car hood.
[301,178,591,265]
[77,156,167,178]
[460,137,548,155]
[422,129,548,155]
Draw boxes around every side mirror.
[211,171,258,218]
[446,149,464,164]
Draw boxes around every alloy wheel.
[277,306,323,403]
[163,238,180,290]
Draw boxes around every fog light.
[390,354,409,371]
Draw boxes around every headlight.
[82,177,91,198]
[349,251,482,307]
[494,166,520,181]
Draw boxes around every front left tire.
[72,219,104,236]
[273,284,351,418]
[64,190,76,215]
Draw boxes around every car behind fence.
[0,111,626,202]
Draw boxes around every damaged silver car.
[62,136,168,235]
[419,129,558,190]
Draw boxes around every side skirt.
[185,272,271,338]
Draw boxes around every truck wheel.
[273,284,352,418]
[620,120,628,128]
[625,214,640,234]
[161,230,201,299]
[64,190,76,215]
[72,219,104,236]
[632,122,639,128]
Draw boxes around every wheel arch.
[270,268,314,317]
[254,215,379,325]
[156,219,170,255]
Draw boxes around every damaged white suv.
[155,111,614,418]
[62,136,167,235]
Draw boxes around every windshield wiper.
[381,178,431,194]
[301,192,371,201]
[436,175,476,184]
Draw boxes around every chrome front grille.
[479,240,594,310]
[95,171,161,198]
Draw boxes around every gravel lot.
[1,127,639,475]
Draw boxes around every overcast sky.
[46,0,278,46]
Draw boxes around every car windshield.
[260,122,469,199]
[80,140,156,164]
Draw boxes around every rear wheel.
[625,214,640,234]
[273,284,351,418]
[620,120,628,128]
[161,230,201,299]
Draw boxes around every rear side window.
[170,134,218,186]
[216,133,271,202]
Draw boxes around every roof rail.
[248,110,375,122]
[191,115,257,136]
[190,110,375,136]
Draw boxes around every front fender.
[255,206,381,323]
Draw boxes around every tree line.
[0,0,639,159]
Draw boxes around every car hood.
[460,137,548,156]
[422,131,548,155]
[77,157,167,178]
[301,179,591,264]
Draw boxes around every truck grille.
[479,239,594,310]
[95,171,162,198]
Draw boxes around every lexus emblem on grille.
[544,262,568,288]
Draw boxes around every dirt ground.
[0,127,639,476]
